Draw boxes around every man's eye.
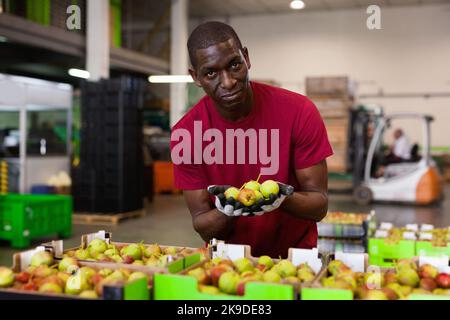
[231,62,241,69]
[206,71,216,78]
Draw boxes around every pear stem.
[256,173,261,183]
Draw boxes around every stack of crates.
[317,211,376,254]
[72,76,145,213]
[306,76,354,173]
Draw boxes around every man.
[391,129,411,162]
[170,21,333,258]
[376,128,411,177]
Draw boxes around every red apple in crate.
[418,264,439,279]
[236,280,249,296]
[15,272,31,284]
[435,273,450,289]
[419,278,437,291]
[210,266,228,287]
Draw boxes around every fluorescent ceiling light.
[290,0,305,10]
[68,68,90,79]
[148,75,194,83]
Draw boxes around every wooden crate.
[327,146,348,173]
[310,96,353,118]
[324,118,349,146]
[306,76,354,97]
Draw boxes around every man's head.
[394,129,403,140]
[187,21,252,116]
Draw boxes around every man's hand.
[182,189,236,242]
[207,183,294,217]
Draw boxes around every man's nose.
[219,71,237,90]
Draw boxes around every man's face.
[189,38,251,114]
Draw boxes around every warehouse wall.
[191,4,450,148]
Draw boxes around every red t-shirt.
[170,81,333,258]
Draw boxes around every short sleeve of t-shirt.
[293,99,334,169]
[170,133,209,190]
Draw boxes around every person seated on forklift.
[376,128,411,177]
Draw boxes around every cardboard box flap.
[289,248,322,273]
[374,230,388,238]
[213,242,247,261]
[40,240,64,258]
[420,224,434,231]
[418,255,450,273]
[403,232,416,240]
[335,252,366,272]
[406,224,419,232]
[379,222,393,230]
[419,233,433,240]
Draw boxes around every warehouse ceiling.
[190,0,450,18]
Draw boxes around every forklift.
[352,113,443,205]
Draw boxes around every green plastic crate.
[368,238,415,267]
[415,241,450,257]
[0,194,72,248]
[153,274,295,300]
[301,287,353,300]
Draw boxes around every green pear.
[257,256,274,269]
[128,272,148,283]
[0,267,15,287]
[30,251,53,267]
[233,258,254,274]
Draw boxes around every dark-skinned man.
[170,21,333,258]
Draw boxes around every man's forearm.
[192,209,236,242]
[279,191,328,221]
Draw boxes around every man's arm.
[279,160,328,222]
[183,189,236,242]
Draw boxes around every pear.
[128,272,148,283]
[0,267,15,288]
[30,251,53,267]
[65,272,90,295]
[144,244,162,258]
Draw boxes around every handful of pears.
[209,178,294,215]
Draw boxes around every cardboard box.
[153,240,327,300]
[0,246,151,300]
[42,230,206,274]
[302,254,450,300]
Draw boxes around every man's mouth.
[221,90,243,101]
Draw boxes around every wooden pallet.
[72,209,146,226]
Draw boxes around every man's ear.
[189,68,202,87]
[242,47,251,70]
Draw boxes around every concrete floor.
[1,184,449,266]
